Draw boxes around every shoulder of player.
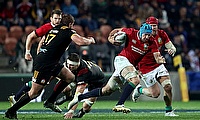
[40,22,52,28]
[122,27,137,32]
[157,29,167,35]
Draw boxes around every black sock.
[79,88,102,101]
[46,80,68,103]
[8,93,31,112]
[116,83,135,105]
[15,84,31,101]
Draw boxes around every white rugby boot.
[165,110,179,116]
[132,84,142,102]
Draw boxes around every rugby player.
[132,16,178,116]
[67,23,166,113]
[5,14,95,119]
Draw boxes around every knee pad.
[68,82,76,89]
[161,79,171,88]
[124,71,137,80]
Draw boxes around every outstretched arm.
[64,83,88,119]
[71,34,95,46]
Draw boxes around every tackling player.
[8,9,63,112]
[57,53,106,119]
[5,14,95,119]
[132,16,178,116]
[67,23,166,113]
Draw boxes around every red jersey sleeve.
[35,23,53,37]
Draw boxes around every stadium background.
[0,0,200,102]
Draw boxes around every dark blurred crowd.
[0,0,200,73]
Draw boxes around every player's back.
[76,60,105,83]
[35,24,75,65]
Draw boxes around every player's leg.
[159,76,178,116]
[132,65,162,102]
[55,83,75,105]
[5,81,45,119]
[132,82,161,102]
[44,65,75,113]
[113,66,140,113]
[67,75,121,110]
[9,81,32,106]
[43,80,68,113]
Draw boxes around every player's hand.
[25,53,32,61]
[158,56,166,64]
[64,112,73,119]
[88,37,95,44]
[165,49,176,56]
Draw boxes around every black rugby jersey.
[34,24,76,66]
[71,60,105,84]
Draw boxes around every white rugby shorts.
[141,64,169,87]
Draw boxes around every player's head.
[139,23,152,42]
[146,16,158,35]
[66,53,80,71]
[50,9,62,27]
[61,14,75,28]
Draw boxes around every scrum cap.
[146,16,158,24]
[139,23,152,38]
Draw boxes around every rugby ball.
[114,31,126,45]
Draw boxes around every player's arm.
[64,83,88,119]
[71,34,95,46]
[153,52,166,64]
[36,36,45,54]
[108,28,122,45]
[25,31,38,60]
[165,41,176,56]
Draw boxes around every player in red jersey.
[67,23,166,113]
[132,16,178,116]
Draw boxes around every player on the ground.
[5,14,95,119]
[67,23,166,113]
[52,53,106,119]
[131,16,178,116]
[8,9,64,113]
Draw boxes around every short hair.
[61,14,75,26]
[51,9,62,17]
[67,53,80,62]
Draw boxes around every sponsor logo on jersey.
[158,37,162,44]
[41,79,46,84]
[144,43,149,50]
[131,46,146,55]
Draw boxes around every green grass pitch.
[1,100,200,120]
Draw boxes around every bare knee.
[151,91,160,98]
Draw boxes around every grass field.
[1,100,200,120]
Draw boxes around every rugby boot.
[5,110,17,119]
[112,105,131,114]
[44,101,62,113]
[132,84,142,102]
